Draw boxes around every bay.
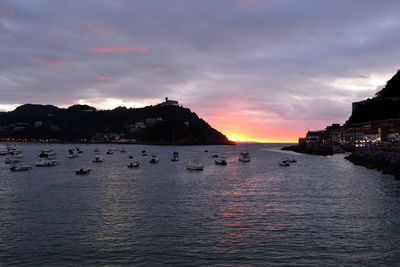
[0,143,400,266]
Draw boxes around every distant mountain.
[0,103,233,145]
[347,70,400,124]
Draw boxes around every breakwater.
[281,143,350,156]
[345,150,400,179]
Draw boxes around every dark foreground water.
[1,143,400,266]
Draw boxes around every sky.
[1,0,400,142]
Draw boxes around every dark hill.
[0,103,233,145]
[376,70,400,97]
[347,69,400,124]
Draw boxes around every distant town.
[286,69,400,155]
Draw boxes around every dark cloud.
[1,0,400,140]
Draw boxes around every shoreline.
[345,150,400,179]
[281,144,334,156]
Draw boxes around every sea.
[0,143,400,266]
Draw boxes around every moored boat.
[39,150,56,159]
[76,167,91,175]
[10,164,32,171]
[93,155,104,162]
[215,157,227,165]
[35,158,58,167]
[211,153,219,158]
[186,160,204,170]
[127,160,140,168]
[279,160,290,166]
[149,154,159,163]
[239,152,251,162]
[141,150,147,156]
[171,151,179,161]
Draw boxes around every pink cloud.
[90,45,147,53]
[152,67,166,73]
[95,73,112,80]
[29,57,67,69]
[0,8,14,18]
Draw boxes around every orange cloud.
[90,45,147,53]
[95,73,112,80]
[0,8,14,18]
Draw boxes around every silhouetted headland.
[0,98,234,145]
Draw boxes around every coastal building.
[362,127,381,142]
[325,124,342,143]
[306,131,325,143]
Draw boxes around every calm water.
[1,143,400,266]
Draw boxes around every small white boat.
[141,150,147,156]
[279,160,290,167]
[215,157,227,165]
[75,147,83,153]
[149,154,159,163]
[10,164,32,171]
[5,157,23,164]
[239,152,251,162]
[106,149,113,155]
[35,158,58,167]
[211,153,219,158]
[186,160,204,170]
[128,155,134,159]
[39,150,56,159]
[171,151,179,161]
[93,155,104,162]
[76,167,91,175]
[127,160,140,168]
[284,158,297,163]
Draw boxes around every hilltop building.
[161,97,179,106]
